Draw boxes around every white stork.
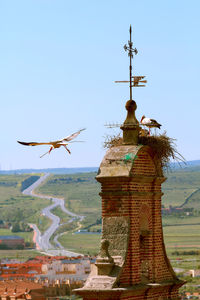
[17,128,86,158]
[140,116,161,135]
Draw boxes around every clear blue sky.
[0,0,199,170]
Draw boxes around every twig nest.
[103,131,185,170]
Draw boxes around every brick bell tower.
[74,26,184,300]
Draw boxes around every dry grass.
[103,132,185,169]
[103,133,122,148]
[139,132,185,169]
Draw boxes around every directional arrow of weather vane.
[115,25,147,100]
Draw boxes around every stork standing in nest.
[17,128,85,158]
[140,115,161,135]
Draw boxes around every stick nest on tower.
[103,132,185,169]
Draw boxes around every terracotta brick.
[75,145,183,300]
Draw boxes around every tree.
[11,222,20,232]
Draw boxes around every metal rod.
[129,25,132,100]
[115,26,145,96]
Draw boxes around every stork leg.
[149,127,151,136]
[40,146,54,158]
[49,146,53,154]
[63,145,71,154]
[40,150,51,158]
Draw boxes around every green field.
[36,169,200,231]
[51,206,71,224]
[162,188,196,207]
[37,169,200,214]
[162,215,200,226]
[0,174,52,234]
[55,224,200,256]
[162,169,200,207]
[1,167,200,293]
[35,168,200,257]
[1,168,200,242]
[0,228,33,243]
[58,232,101,255]
[183,189,200,209]
[37,173,101,227]
[0,174,27,199]
[164,224,200,248]
[0,249,43,260]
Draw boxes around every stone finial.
[95,239,114,275]
[120,100,139,145]
[97,240,113,262]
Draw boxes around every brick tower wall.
[101,148,176,286]
[74,145,182,300]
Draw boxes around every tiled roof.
[61,259,81,264]
[0,235,24,240]
[0,279,44,297]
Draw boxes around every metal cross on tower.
[115,25,147,100]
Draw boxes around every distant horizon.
[1,166,98,171]
[1,159,200,172]
[0,166,98,174]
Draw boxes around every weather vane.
[115,25,147,100]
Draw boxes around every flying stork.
[17,128,86,158]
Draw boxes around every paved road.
[23,173,84,256]
[53,231,67,249]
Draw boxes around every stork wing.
[17,141,52,146]
[61,128,86,142]
[149,118,157,123]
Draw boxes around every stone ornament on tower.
[95,239,115,275]
[120,99,139,145]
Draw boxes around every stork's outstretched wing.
[17,141,52,146]
[61,128,86,142]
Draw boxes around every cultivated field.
[0,166,200,290]
[0,174,52,238]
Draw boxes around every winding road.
[23,173,84,256]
